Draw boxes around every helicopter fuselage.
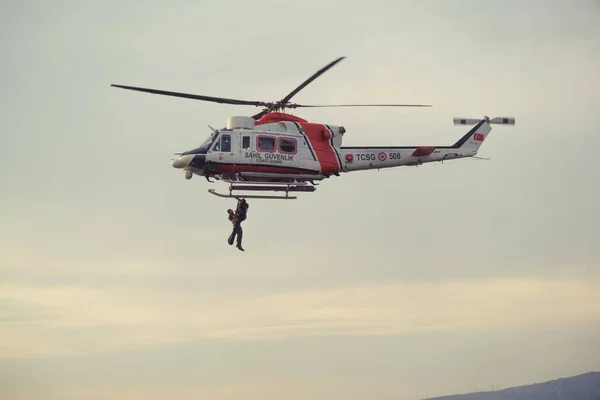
[172,113,348,182]
[171,112,485,185]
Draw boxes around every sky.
[1,0,600,399]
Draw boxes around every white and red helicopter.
[112,57,515,199]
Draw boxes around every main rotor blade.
[111,84,268,107]
[251,109,269,120]
[291,103,433,108]
[279,57,346,105]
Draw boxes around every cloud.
[1,277,599,359]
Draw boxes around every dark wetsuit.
[228,200,247,250]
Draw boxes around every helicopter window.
[212,138,220,151]
[221,134,231,152]
[242,136,250,150]
[211,134,231,152]
[200,132,217,149]
[257,135,275,152]
[278,138,297,154]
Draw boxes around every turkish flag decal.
[474,133,484,141]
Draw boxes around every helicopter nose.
[171,157,185,168]
[171,155,193,169]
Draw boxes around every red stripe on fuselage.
[299,122,340,175]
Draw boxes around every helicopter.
[111,57,515,200]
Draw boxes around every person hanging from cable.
[227,198,248,251]
[226,208,240,249]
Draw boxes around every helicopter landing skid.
[208,182,317,200]
[208,189,297,200]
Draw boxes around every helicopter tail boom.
[339,116,515,172]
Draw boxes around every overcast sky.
[1,0,599,399]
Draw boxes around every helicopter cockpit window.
[212,138,220,151]
[221,134,231,152]
[257,136,275,151]
[200,132,216,149]
[212,134,232,152]
[278,138,297,154]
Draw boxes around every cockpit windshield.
[199,132,217,149]
[181,131,218,156]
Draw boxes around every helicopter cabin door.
[240,132,252,166]
[207,131,243,167]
